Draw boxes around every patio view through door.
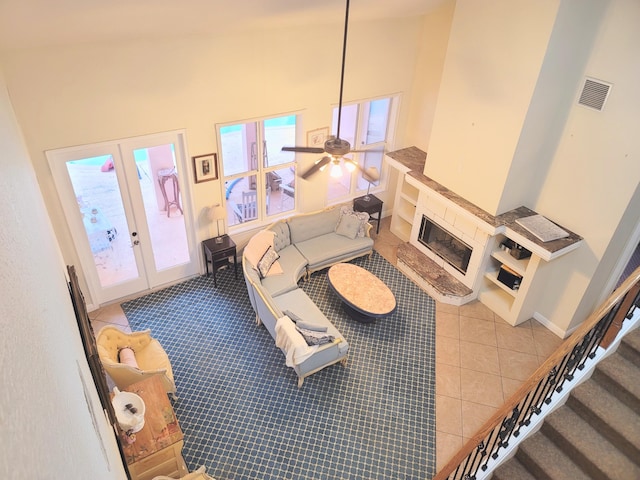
[48,131,197,305]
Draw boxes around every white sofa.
[242,206,374,386]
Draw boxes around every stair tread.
[493,456,537,480]
[545,406,640,478]
[519,431,590,480]
[620,326,640,361]
[596,351,640,408]
[571,377,640,453]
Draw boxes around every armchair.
[96,326,177,395]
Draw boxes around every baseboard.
[532,311,569,339]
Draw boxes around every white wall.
[0,70,125,478]
[1,18,424,306]
[412,0,640,334]
[532,0,640,332]
[424,0,561,215]
[404,0,456,152]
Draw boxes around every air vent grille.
[578,78,611,111]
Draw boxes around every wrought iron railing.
[434,266,640,480]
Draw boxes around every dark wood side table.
[202,235,238,287]
[118,376,188,480]
[353,194,383,234]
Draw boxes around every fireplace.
[418,216,472,274]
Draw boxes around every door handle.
[132,240,140,246]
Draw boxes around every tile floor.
[90,215,563,473]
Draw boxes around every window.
[327,96,398,203]
[218,115,297,228]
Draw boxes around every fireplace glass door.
[418,216,472,274]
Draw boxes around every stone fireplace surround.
[386,147,583,313]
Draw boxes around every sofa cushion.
[268,220,291,252]
[260,244,307,297]
[287,207,341,244]
[284,309,328,332]
[294,233,374,270]
[273,288,342,339]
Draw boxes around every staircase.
[493,327,640,479]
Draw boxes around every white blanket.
[275,316,318,367]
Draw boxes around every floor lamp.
[208,204,227,243]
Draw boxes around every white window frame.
[327,94,400,205]
[217,113,299,233]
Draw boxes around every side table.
[202,235,238,287]
[118,376,188,480]
[353,194,383,234]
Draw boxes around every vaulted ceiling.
[0,0,448,51]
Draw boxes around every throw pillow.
[338,206,370,238]
[244,229,276,267]
[118,347,139,369]
[257,246,280,278]
[335,212,361,239]
[296,326,335,346]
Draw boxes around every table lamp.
[208,204,227,243]
[362,166,380,201]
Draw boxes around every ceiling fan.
[281,0,381,182]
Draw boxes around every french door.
[48,131,198,305]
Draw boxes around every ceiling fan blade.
[300,156,331,180]
[282,146,326,154]
[349,147,385,153]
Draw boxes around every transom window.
[218,115,297,228]
[327,95,398,203]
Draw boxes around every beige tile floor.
[90,215,563,473]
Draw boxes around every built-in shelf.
[388,162,419,242]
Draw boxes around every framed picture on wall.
[193,153,218,183]
[307,127,329,148]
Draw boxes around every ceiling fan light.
[316,157,328,172]
[330,160,343,178]
[344,159,356,172]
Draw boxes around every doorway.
[48,131,198,305]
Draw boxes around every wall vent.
[578,77,612,111]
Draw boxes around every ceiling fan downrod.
[335,0,350,143]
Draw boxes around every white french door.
[48,131,198,305]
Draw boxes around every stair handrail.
[434,266,640,480]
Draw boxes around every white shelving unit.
[479,234,543,325]
[390,173,419,241]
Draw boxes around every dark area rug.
[122,251,436,479]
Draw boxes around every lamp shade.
[208,204,226,222]
[362,166,380,184]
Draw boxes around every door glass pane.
[66,155,139,287]
[263,115,296,168]
[133,145,190,271]
[220,122,258,176]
